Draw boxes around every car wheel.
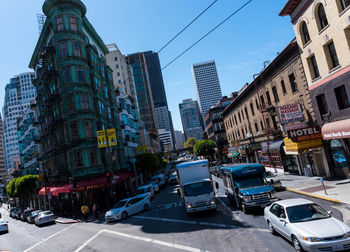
[241,203,248,214]
[121,212,128,219]
[292,236,303,252]
[144,204,149,211]
[267,221,276,235]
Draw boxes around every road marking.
[74,229,209,252]
[156,201,183,210]
[24,223,78,252]
[133,215,238,229]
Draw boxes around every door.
[126,198,139,215]
[273,205,289,239]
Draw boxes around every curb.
[55,219,80,224]
[286,188,342,204]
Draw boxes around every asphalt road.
[0,177,345,252]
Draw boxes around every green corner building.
[29,0,126,186]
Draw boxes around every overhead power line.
[161,0,253,71]
[157,0,219,54]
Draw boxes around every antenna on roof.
[37,14,46,36]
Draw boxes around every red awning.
[38,187,51,196]
[112,171,133,184]
[74,176,110,191]
[51,185,71,196]
[322,119,350,140]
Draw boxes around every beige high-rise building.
[280,0,350,178]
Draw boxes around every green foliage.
[193,140,217,159]
[135,153,161,176]
[162,158,168,168]
[183,137,198,154]
[6,178,17,198]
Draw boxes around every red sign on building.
[287,126,322,143]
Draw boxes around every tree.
[6,178,17,198]
[193,140,217,160]
[183,137,198,154]
[135,153,161,179]
[14,175,39,206]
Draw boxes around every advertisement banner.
[277,104,304,125]
[97,130,107,148]
[107,128,118,146]
[284,137,323,153]
[287,126,322,143]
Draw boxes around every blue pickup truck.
[220,163,278,213]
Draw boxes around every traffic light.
[106,172,111,183]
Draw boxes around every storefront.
[322,119,350,178]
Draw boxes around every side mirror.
[215,182,219,189]
[328,211,332,216]
[280,213,286,219]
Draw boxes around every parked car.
[35,211,56,226]
[27,210,42,224]
[151,174,165,189]
[105,196,150,222]
[21,209,34,222]
[168,173,178,185]
[15,208,23,220]
[136,184,155,200]
[264,198,350,252]
[264,171,283,190]
[0,220,8,233]
[9,207,17,218]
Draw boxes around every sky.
[0,0,295,132]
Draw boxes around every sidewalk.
[276,173,350,204]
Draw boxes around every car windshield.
[113,200,128,209]
[137,187,150,194]
[32,211,41,216]
[265,171,275,178]
[237,177,266,189]
[41,211,52,216]
[286,203,330,223]
[183,181,212,197]
[0,220,6,225]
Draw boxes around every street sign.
[287,126,322,143]
[107,128,118,146]
[276,104,304,125]
[97,130,107,148]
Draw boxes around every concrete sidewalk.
[276,173,350,204]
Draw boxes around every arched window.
[317,4,328,30]
[301,22,310,45]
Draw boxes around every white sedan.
[0,220,8,233]
[35,211,56,226]
[105,196,150,222]
[264,198,350,252]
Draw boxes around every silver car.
[105,196,151,222]
[0,220,8,233]
[35,211,56,226]
[264,198,350,252]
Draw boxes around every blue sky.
[0,0,294,131]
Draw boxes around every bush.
[193,140,217,159]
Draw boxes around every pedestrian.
[81,204,89,221]
[93,203,99,220]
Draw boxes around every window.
[308,55,320,79]
[63,68,71,83]
[339,0,350,11]
[260,95,265,105]
[114,57,118,61]
[254,123,259,133]
[326,42,340,69]
[85,121,93,137]
[116,64,119,69]
[67,94,75,111]
[238,112,241,123]
[250,103,255,115]
[244,107,249,119]
[289,73,298,92]
[77,69,85,82]
[335,85,350,110]
[70,16,77,31]
[59,42,67,57]
[73,42,81,57]
[75,151,83,167]
[317,4,328,30]
[266,91,272,105]
[255,99,259,110]
[117,72,120,76]
[301,22,311,45]
[80,93,89,110]
[90,150,97,166]
[70,123,79,138]
[316,94,329,116]
[272,86,279,102]
[56,16,63,31]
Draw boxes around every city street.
[0,177,345,252]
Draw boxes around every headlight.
[302,237,323,242]
[343,232,350,238]
[186,202,191,208]
[243,196,251,202]
[211,198,216,204]
[270,191,277,198]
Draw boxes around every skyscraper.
[174,130,185,150]
[192,60,222,124]
[2,72,36,174]
[179,99,204,140]
[0,114,5,182]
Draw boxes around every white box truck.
[176,160,216,213]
